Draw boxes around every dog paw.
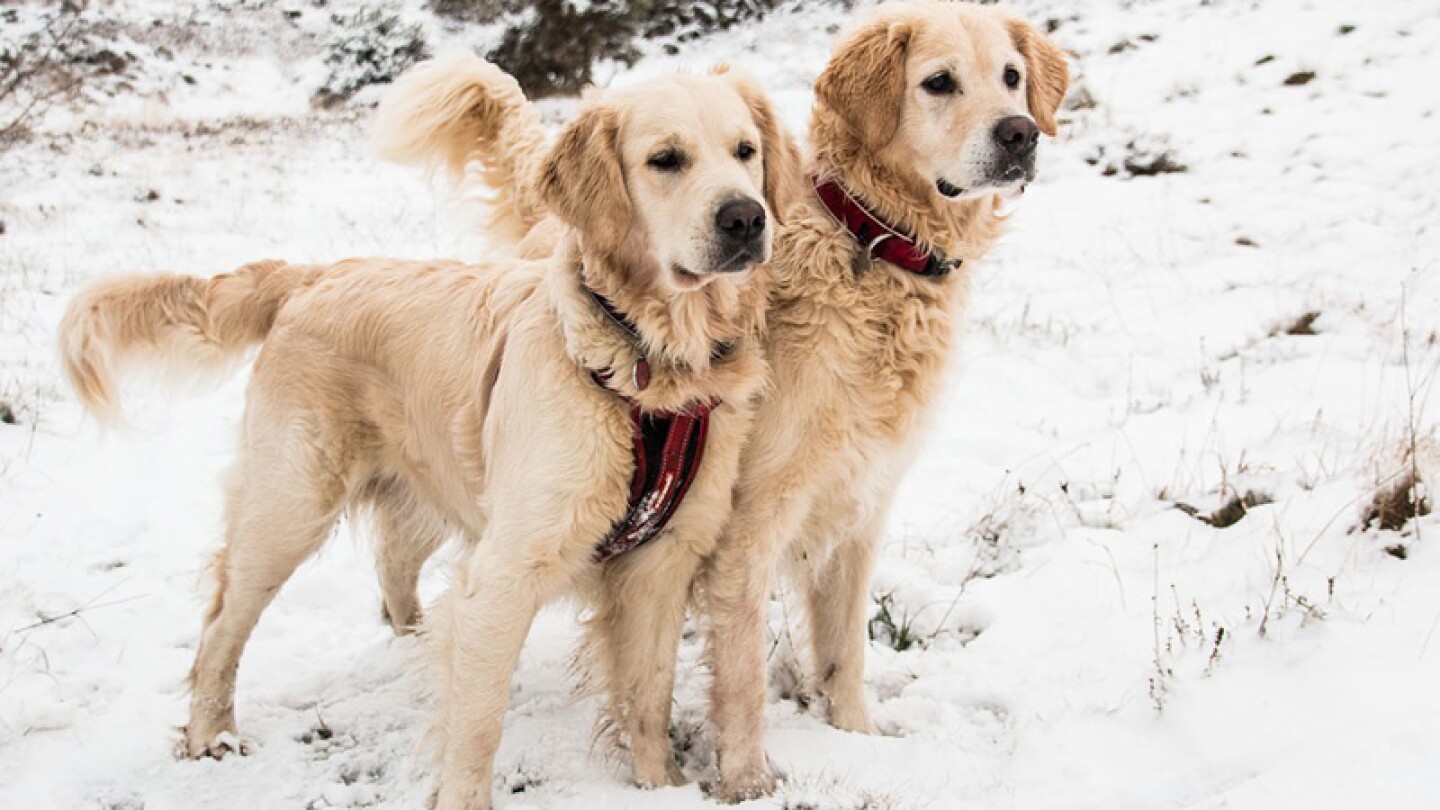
[703,766,779,804]
[430,780,492,810]
[178,727,247,760]
[380,603,422,636]
[827,701,878,735]
[634,757,687,789]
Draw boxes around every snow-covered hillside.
[2,1,1437,808]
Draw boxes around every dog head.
[538,72,801,293]
[815,1,1069,201]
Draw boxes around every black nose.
[993,115,1039,157]
[716,198,767,245]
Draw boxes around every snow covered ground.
[2,1,1438,808]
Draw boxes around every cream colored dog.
[378,2,1068,801]
[59,70,800,809]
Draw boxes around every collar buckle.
[855,233,892,275]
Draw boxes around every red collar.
[584,283,733,394]
[813,177,959,278]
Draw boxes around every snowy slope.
[2,1,1438,808]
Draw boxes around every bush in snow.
[434,0,790,97]
[0,1,144,142]
[639,0,784,44]
[426,0,510,23]
[487,0,638,97]
[315,7,429,106]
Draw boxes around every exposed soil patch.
[1176,490,1274,528]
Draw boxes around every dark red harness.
[591,399,715,563]
[813,177,961,278]
[585,287,720,563]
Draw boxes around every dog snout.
[715,197,767,248]
[993,116,1039,158]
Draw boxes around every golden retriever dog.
[378,1,1067,801]
[704,4,1069,799]
[58,69,801,809]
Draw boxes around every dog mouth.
[683,244,765,281]
[989,162,1035,188]
[713,247,764,273]
[671,254,757,290]
[671,265,706,289]
[940,163,1036,199]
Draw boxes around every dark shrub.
[434,0,786,97]
[316,7,429,106]
[488,0,637,98]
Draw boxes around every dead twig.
[13,587,146,634]
[0,2,93,143]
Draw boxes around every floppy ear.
[726,73,806,224]
[1007,18,1070,137]
[814,18,913,149]
[537,104,632,256]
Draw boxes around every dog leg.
[705,488,812,803]
[802,526,882,734]
[430,552,553,810]
[185,458,342,758]
[597,545,699,788]
[373,491,449,635]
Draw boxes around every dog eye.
[922,71,957,95]
[647,149,685,172]
[1004,66,1021,89]
[735,141,757,162]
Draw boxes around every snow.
[2,0,1438,808]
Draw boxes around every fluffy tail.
[58,260,315,420]
[372,52,550,245]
